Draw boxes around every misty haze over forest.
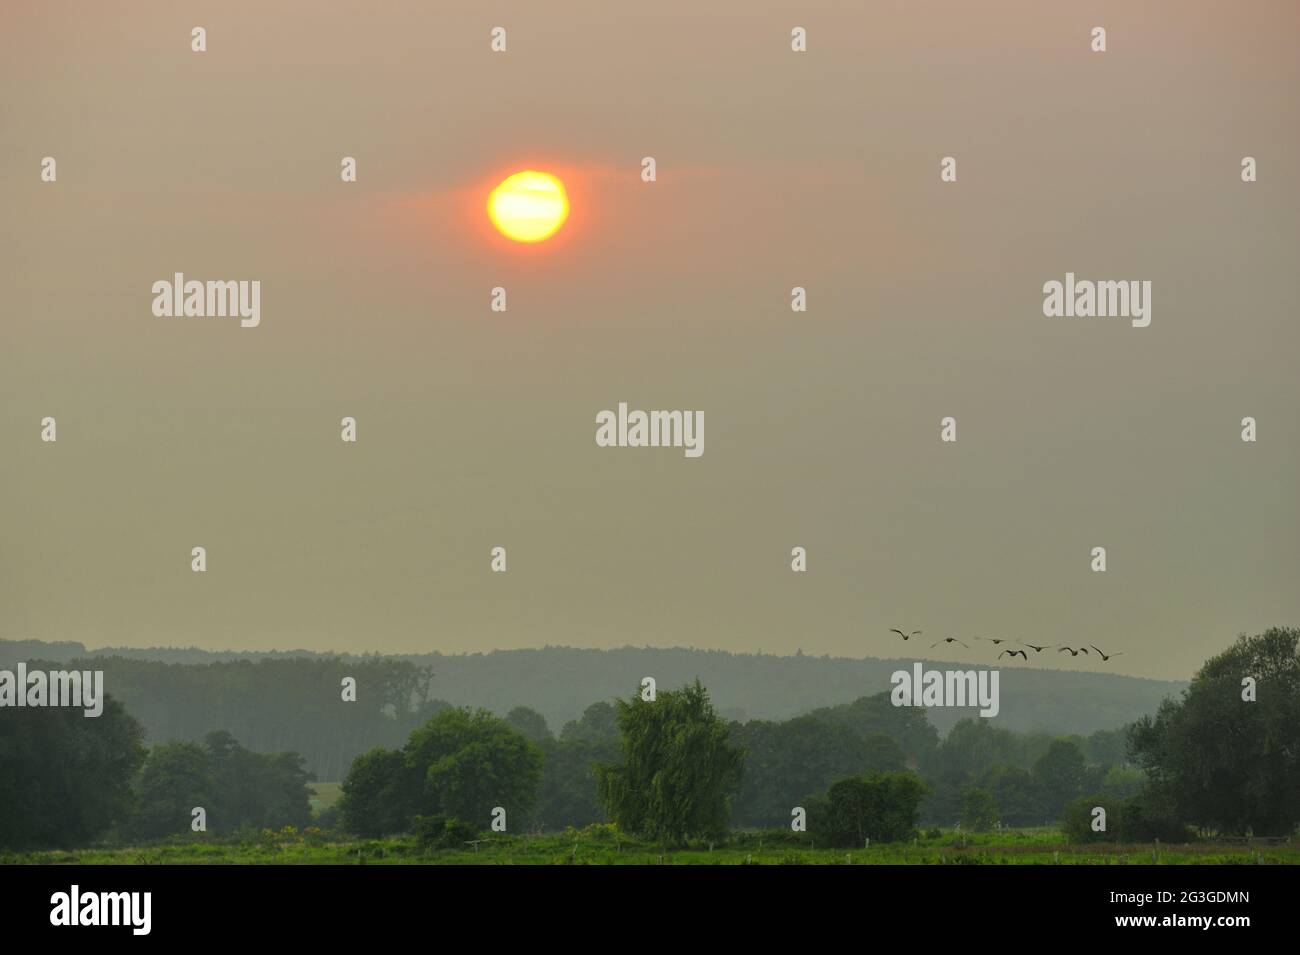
[1,638,1183,740]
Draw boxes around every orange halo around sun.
[487,170,570,243]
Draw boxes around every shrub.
[412,814,479,851]
[1061,794,1120,843]
[811,771,928,848]
[1116,788,1195,843]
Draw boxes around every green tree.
[1085,727,1131,767]
[1114,784,1193,842]
[1061,793,1120,843]
[975,764,1045,827]
[537,701,623,829]
[960,787,999,832]
[922,720,1029,826]
[935,719,1025,778]
[805,693,940,769]
[203,730,315,832]
[595,680,744,845]
[338,746,420,837]
[0,692,145,850]
[535,736,619,830]
[129,741,214,840]
[812,771,928,847]
[1129,628,1300,836]
[1032,739,1088,817]
[505,706,552,744]
[256,751,316,829]
[560,701,619,744]
[1099,764,1145,800]
[406,707,543,829]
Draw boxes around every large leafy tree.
[0,691,145,849]
[505,706,552,744]
[560,701,619,745]
[974,764,1045,827]
[338,746,420,837]
[805,693,939,769]
[595,680,744,845]
[1085,727,1131,767]
[129,741,214,840]
[338,708,543,836]
[810,770,929,847]
[405,707,543,829]
[202,730,315,831]
[1032,739,1089,818]
[934,719,1026,779]
[1129,627,1300,836]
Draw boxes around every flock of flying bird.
[888,630,1124,662]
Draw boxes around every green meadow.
[7,827,1296,866]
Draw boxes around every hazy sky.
[3,1,1298,680]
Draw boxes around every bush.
[1115,787,1194,843]
[412,814,479,851]
[1061,794,1120,843]
[1062,788,1196,844]
[811,771,928,848]
[578,822,620,843]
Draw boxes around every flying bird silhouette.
[1090,646,1124,661]
[1020,643,1051,653]
[890,629,923,641]
[998,649,1028,660]
[977,637,1011,645]
[930,637,969,648]
[1057,646,1088,656]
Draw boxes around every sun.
[487,170,570,243]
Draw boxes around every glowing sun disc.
[487,170,570,243]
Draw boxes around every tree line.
[23,654,449,781]
[329,628,1300,845]
[2,628,1296,850]
[0,639,1187,740]
[0,705,314,850]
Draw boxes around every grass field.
[7,827,1297,865]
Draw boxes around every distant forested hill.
[2,639,1184,748]
[400,647,1184,736]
